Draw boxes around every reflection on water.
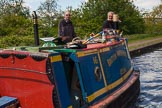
[133,48,162,108]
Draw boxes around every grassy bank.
[0,34,162,48]
[126,34,162,51]
[125,34,162,43]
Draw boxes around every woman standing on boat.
[58,11,76,43]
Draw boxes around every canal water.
[133,48,162,108]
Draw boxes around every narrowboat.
[0,33,140,108]
[0,13,140,108]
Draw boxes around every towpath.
[128,37,162,51]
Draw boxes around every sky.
[24,0,161,12]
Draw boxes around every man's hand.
[61,36,71,41]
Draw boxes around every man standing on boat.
[102,11,121,36]
[102,11,115,30]
[58,11,76,43]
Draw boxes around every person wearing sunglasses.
[58,10,76,44]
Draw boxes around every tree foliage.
[72,0,145,37]
[0,0,161,48]
[0,0,30,17]
[144,4,162,34]
[0,15,32,36]
[0,0,32,36]
[37,0,59,37]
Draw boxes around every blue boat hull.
[0,38,140,108]
[89,70,140,108]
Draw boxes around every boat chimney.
[32,11,39,46]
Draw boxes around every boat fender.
[0,53,10,58]
[94,67,102,81]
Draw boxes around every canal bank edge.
[128,37,162,57]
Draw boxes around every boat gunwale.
[89,70,140,107]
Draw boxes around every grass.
[126,34,162,51]
[125,34,162,43]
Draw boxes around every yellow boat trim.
[77,47,110,57]
[99,47,110,53]
[50,55,62,62]
[77,49,98,57]
[97,51,107,86]
[68,106,72,108]
[87,67,133,102]
[77,41,126,57]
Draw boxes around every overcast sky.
[24,0,161,12]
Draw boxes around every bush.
[0,35,35,48]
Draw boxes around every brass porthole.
[94,66,102,81]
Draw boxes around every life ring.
[72,37,82,42]
[94,66,102,81]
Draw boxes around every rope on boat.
[83,31,103,44]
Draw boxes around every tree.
[144,3,162,34]
[37,0,59,37]
[0,0,32,36]
[0,0,30,17]
[72,0,145,36]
